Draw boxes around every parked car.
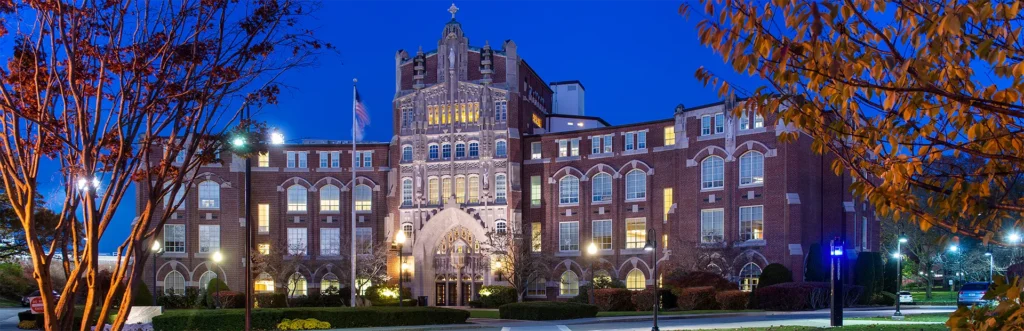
[20,290,60,307]
[958,282,993,307]
[898,291,914,304]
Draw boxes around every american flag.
[353,89,370,141]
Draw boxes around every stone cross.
[448,3,458,19]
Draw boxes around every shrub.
[498,302,598,321]
[631,290,657,311]
[674,286,718,310]
[277,318,331,330]
[363,285,411,306]
[716,290,749,310]
[479,285,517,308]
[204,278,231,307]
[659,289,678,310]
[664,271,735,292]
[0,263,32,301]
[854,252,883,304]
[804,243,829,282]
[874,291,896,306]
[568,285,590,304]
[157,288,203,309]
[256,293,287,308]
[132,282,154,306]
[594,288,635,311]
[17,320,36,330]
[212,291,245,308]
[758,263,793,288]
[152,307,470,330]
[594,277,626,289]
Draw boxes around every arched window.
[402,223,414,241]
[255,272,275,293]
[442,144,452,159]
[592,173,612,203]
[468,142,479,158]
[401,178,413,206]
[428,178,439,204]
[560,271,579,296]
[354,184,372,212]
[428,144,439,160]
[495,140,507,158]
[164,271,186,295]
[739,263,763,292]
[287,185,307,212]
[320,184,340,212]
[626,268,646,291]
[739,151,765,186]
[559,175,580,205]
[625,169,647,200]
[495,174,507,202]
[198,181,220,209]
[321,273,340,293]
[198,270,218,291]
[528,278,547,297]
[287,273,308,297]
[164,185,186,210]
[495,220,507,235]
[402,146,413,162]
[455,143,466,158]
[701,156,725,189]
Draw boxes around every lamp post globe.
[151,241,161,252]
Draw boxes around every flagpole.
[350,78,358,308]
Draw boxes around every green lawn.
[468,309,762,319]
[0,297,22,308]
[850,313,950,323]
[908,291,957,305]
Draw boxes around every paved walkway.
[0,307,24,330]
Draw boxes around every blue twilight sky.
[89,0,762,252]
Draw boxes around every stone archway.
[412,207,489,306]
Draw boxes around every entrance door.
[435,283,447,306]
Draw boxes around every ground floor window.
[527,278,547,297]
[626,268,646,291]
[739,263,763,292]
[198,270,217,291]
[560,271,579,296]
[287,273,307,297]
[255,273,275,293]
[164,271,186,295]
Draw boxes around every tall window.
[740,205,764,241]
[331,152,340,168]
[626,268,646,291]
[559,175,579,205]
[701,115,711,136]
[286,151,296,168]
[754,113,765,128]
[570,139,580,156]
[559,221,579,251]
[298,152,307,168]
[198,225,220,253]
[468,175,480,203]
[592,220,612,250]
[355,185,372,212]
[664,126,675,146]
[429,145,439,160]
[163,224,185,253]
[558,140,568,157]
[255,273,274,293]
[625,169,646,200]
[739,151,765,186]
[495,140,507,158]
[198,271,217,291]
[455,143,466,158]
[531,142,542,159]
[287,185,307,212]
[258,152,269,167]
[591,137,601,154]
[495,174,507,202]
[258,204,270,234]
[320,152,329,168]
[428,178,439,204]
[402,178,413,206]
[592,173,612,203]
[663,188,673,222]
[701,156,725,189]
[164,271,186,295]
[320,228,340,256]
[701,209,725,243]
[531,223,542,252]
[625,218,646,249]
[402,146,413,162]
[442,178,452,202]
[469,142,479,158]
[740,263,763,292]
[625,132,635,150]
[637,131,647,149]
[528,278,547,296]
[287,228,307,255]
[287,273,307,297]
[714,113,725,134]
[198,181,220,209]
[603,135,613,153]
[320,185,340,212]
[530,176,542,207]
[455,176,466,203]
[402,223,414,241]
[495,100,507,121]
[560,271,579,296]
[442,144,451,159]
[163,187,185,210]
[355,227,372,254]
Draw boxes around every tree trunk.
[925,275,934,299]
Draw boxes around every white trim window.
[163,186,185,210]
[739,151,765,186]
[754,113,764,128]
[441,144,451,159]
[287,185,307,212]
[625,218,646,249]
[320,184,340,212]
[714,113,725,134]
[258,152,269,167]
[286,151,297,168]
[591,137,601,154]
[625,169,646,200]
[740,113,749,130]
[468,175,480,203]
[258,204,270,234]
[559,175,580,205]
[495,174,507,202]
[455,143,466,158]
[298,152,307,168]
[469,142,480,158]
[495,100,507,121]
[428,178,439,204]
[441,178,452,202]
[701,209,725,243]
[592,220,612,250]
[626,268,645,291]
[591,173,612,203]
[320,228,340,256]
[320,152,329,168]
[495,140,507,158]
[531,142,542,160]
[701,115,712,136]
[287,273,308,297]
[331,152,340,168]
[625,132,635,150]
[198,225,220,253]
[495,220,507,235]
[164,271,186,295]
[402,178,413,206]
[287,227,307,256]
[455,176,466,203]
[402,223,414,241]
[530,176,542,207]
[559,221,579,252]
[163,224,185,253]
[429,144,439,160]
[560,271,579,296]
[197,181,220,209]
[603,135,613,153]
[664,126,675,146]
[570,139,579,156]
[359,151,372,167]
[637,131,647,149]
[402,146,413,162]
[740,205,764,241]
[354,184,372,212]
[740,263,763,292]
[701,156,725,189]
[558,140,568,157]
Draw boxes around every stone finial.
[448,2,459,19]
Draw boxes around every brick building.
[140,5,878,306]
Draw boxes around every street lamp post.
[984,249,993,282]
[949,245,962,291]
[395,232,406,307]
[829,238,844,327]
[893,233,908,320]
[150,241,164,306]
[212,251,224,309]
[643,229,659,331]
[587,242,598,305]
[1010,233,1021,264]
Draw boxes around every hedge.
[630,290,657,311]
[675,286,718,310]
[152,307,470,330]
[211,291,245,309]
[758,263,793,288]
[854,252,884,305]
[594,288,635,311]
[753,282,865,311]
[498,302,599,321]
[716,290,749,310]
[664,271,735,291]
[479,285,517,308]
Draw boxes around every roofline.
[526,117,674,138]
[546,113,610,126]
[549,80,585,91]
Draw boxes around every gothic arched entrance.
[411,208,491,306]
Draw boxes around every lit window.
[560,271,579,296]
[402,223,413,241]
[559,175,579,205]
[592,220,612,250]
[739,151,765,186]
[625,218,646,249]
[740,263,763,292]
[591,173,612,203]
[320,184,340,212]
[256,204,270,233]
[701,156,725,189]
[754,113,764,128]
[455,176,466,203]
[559,221,579,251]
[625,169,646,200]
[664,126,675,146]
[701,209,725,243]
[663,188,673,222]
[495,140,507,158]
[320,228,340,256]
[531,223,542,252]
[528,278,547,296]
[455,143,466,158]
[468,175,480,204]
[442,178,452,202]
[428,178,439,204]
[321,273,340,293]
[558,140,568,157]
[258,244,270,255]
[198,181,220,209]
[740,205,764,241]
[570,139,579,156]
[355,184,372,212]
[163,224,185,253]
[714,113,725,134]
[287,273,307,297]
[495,220,507,235]
[469,142,479,158]
[429,145,439,160]
[255,273,275,293]
[287,185,307,212]
[402,178,413,206]
[198,225,219,253]
[163,271,186,295]
[442,144,451,159]
[701,115,711,136]
[531,142,542,160]
[287,228,307,255]
[740,113,749,130]
[626,268,646,291]
[495,174,507,202]
[402,146,413,162]
[530,176,542,207]
[258,152,269,167]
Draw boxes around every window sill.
[736,240,766,248]
[555,251,580,257]
[624,198,646,203]
[317,168,344,173]
[356,210,372,214]
[622,149,648,156]
[258,231,270,235]
[697,134,725,141]
[320,210,341,214]
[287,211,308,214]
[531,204,542,209]
[619,248,647,255]
[198,208,220,211]
[698,242,726,248]
[162,252,187,258]
[739,183,764,189]
[558,203,580,207]
[700,187,724,193]
[252,167,279,172]
[283,168,310,172]
[589,152,614,160]
[591,200,612,205]
[555,156,581,162]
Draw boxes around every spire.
[448,2,459,20]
